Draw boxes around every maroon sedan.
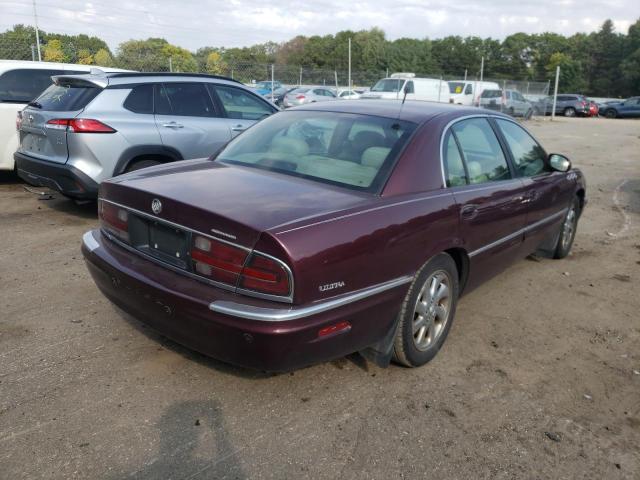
[82,101,586,371]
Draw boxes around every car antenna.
[395,83,410,123]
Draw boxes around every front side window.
[0,69,64,103]
[449,82,465,94]
[452,118,510,184]
[156,82,215,117]
[464,84,473,95]
[216,111,417,192]
[371,79,404,93]
[405,81,415,94]
[212,85,274,120]
[123,84,153,114]
[496,119,547,177]
[481,90,502,98]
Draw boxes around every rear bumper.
[15,152,99,199]
[81,229,407,371]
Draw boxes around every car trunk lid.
[100,158,372,249]
[18,75,104,164]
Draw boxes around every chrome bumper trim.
[209,275,413,322]
[82,230,100,252]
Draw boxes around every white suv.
[0,60,127,171]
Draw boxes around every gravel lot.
[1,117,639,479]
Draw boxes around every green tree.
[43,39,66,62]
[545,52,586,93]
[0,24,41,60]
[94,48,114,67]
[205,51,227,75]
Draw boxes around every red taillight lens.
[191,235,248,285]
[46,118,116,133]
[239,253,290,296]
[99,200,129,242]
[296,95,306,100]
[191,235,291,297]
[318,321,351,338]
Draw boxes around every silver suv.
[15,72,277,199]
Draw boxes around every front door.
[443,117,530,291]
[208,84,276,138]
[154,82,231,159]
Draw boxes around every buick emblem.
[151,198,162,215]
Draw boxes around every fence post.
[438,76,442,103]
[299,67,302,86]
[477,56,484,107]
[30,44,35,61]
[334,70,338,91]
[169,57,173,73]
[551,65,560,121]
[231,68,234,80]
[502,79,506,113]
[270,64,275,103]
[348,37,352,91]
[464,69,467,81]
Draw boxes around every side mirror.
[548,153,571,172]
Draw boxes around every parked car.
[283,87,337,107]
[0,60,128,172]
[588,100,599,117]
[479,89,533,118]
[599,97,640,118]
[448,80,500,105]
[533,94,590,117]
[15,72,277,199]
[82,100,586,371]
[337,88,360,99]
[252,80,283,96]
[361,73,449,103]
[269,87,296,108]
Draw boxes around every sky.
[0,0,639,51]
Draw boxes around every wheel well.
[576,188,585,213]
[126,154,173,171]
[444,247,470,294]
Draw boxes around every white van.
[448,80,500,106]
[0,60,128,171]
[362,73,450,103]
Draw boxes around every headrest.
[361,147,391,168]
[268,136,309,157]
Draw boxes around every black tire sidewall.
[554,198,580,259]
[564,107,576,117]
[395,253,459,367]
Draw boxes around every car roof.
[0,59,129,74]
[103,72,243,85]
[288,99,507,124]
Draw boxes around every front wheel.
[524,108,533,120]
[605,109,617,119]
[553,198,580,259]
[393,253,459,367]
[124,158,162,173]
[563,107,576,117]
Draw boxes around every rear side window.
[124,84,153,114]
[212,85,274,120]
[0,69,63,103]
[155,82,215,117]
[32,82,100,111]
[481,90,502,98]
[443,131,467,187]
[452,118,510,184]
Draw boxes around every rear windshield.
[371,79,404,93]
[216,111,417,192]
[289,88,309,94]
[481,90,502,98]
[449,82,466,94]
[32,82,100,111]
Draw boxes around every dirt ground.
[0,117,639,479]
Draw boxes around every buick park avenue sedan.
[82,100,586,371]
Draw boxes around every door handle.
[460,204,479,220]
[162,122,184,129]
[231,125,246,132]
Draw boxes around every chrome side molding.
[209,275,413,321]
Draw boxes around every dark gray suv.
[15,72,278,199]
[534,94,590,117]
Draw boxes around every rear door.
[18,77,101,164]
[209,84,276,137]
[443,117,530,289]
[154,82,229,159]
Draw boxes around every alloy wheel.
[412,270,451,351]
[561,207,577,251]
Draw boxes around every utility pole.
[478,56,484,107]
[32,0,41,61]
[348,37,351,91]
[271,64,275,103]
[551,65,560,121]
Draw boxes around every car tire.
[393,253,459,367]
[124,159,162,173]
[605,109,617,119]
[563,107,576,117]
[553,197,580,259]
[524,108,533,120]
[508,107,515,116]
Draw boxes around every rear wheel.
[605,109,617,119]
[393,253,459,367]
[553,198,580,259]
[524,108,533,120]
[563,107,576,117]
[124,158,162,173]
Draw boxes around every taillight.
[16,111,22,131]
[296,95,306,100]
[191,235,248,285]
[46,118,116,133]
[239,253,290,296]
[99,200,129,242]
[191,235,291,297]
